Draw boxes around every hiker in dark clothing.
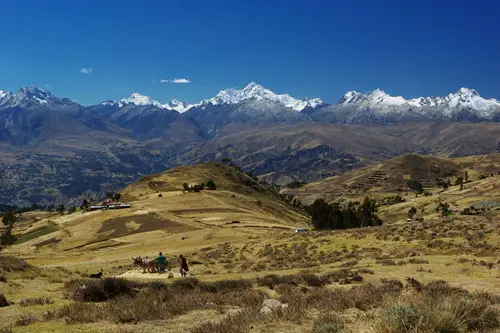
[156,252,168,273]
[179,255,189,277]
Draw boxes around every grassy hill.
[5,162,308,270]
[1,159,500,333]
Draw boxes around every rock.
[260,299,289,314]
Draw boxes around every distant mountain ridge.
[2,83,500,206]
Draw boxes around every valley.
[2,84,500,206]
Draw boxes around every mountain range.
[1,83,500,206]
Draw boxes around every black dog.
[89,270,103,279]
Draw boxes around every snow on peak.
[206,82,323,111]
[121,93,162,108]
[102,93,194,112]
[340,89,406,107]
[338,87,500,115]
[166,99,193,112]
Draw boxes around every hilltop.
[5,162,308,269]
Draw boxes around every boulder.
[260,298,289,314]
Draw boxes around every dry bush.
[51,278,264,324]
[0,294,9,307]
[357,268,375,275]
[323,269,362,283]
[190,310,256,333]
[408,258,429,264]
[19,297,54,307]
[376,259,398,266]
[0,328,13,333]
[339,260,358,268]
[15,314,38,326]
[311,313,345,333]
[377,282,500,333]
[379,279,404,294]
[65,278,138,302]
[0,272,6,283]
[0,256,33,272]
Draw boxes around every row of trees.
[306,198,383,230]
[0,212,17,250]
[182,180,217,192]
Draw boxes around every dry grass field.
[1,160,500,332]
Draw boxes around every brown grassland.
[1,160,500,332]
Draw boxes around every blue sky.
[1,0,499,105]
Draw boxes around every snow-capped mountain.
[316,87,500,123]
[202,82,324,111]
[339,88,500,112]
[101,93,195,113]
[0,86,76,109]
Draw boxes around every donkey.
[132,257,157,273]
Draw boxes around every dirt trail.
[118,269,185,279]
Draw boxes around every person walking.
[155,252,168,273]
[179,254,189,277]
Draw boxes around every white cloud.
[45,85,52,88]
[171,78,190,84]
[159,78,191,84]
[80,68,92,74]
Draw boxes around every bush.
[191,310,256,333]
[19,297,53,307]
[206,179,217,190]
[0,294,9,307]
[65,278,138,302]
[14,315,38,327]
[378,306,420,333]
[312,313,345,333]
[0,256,33,272]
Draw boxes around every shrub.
[0,256,33,272]
[312,313,345,333]
[19,297,53,307]
[408,258,429,264]
[378,306,420,333]
[0,294,9,307]
[202,279,253,292]
[65,278,137,302]
[206,179,217,190]
[15,314,38,326]
[190,310,256,333]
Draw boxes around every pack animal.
[132,257,157,273]
[89,270,103,279]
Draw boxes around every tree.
[0,212,17,251]
[436,202,451,217]
[465,171,468,182]
[114,193,121,201]
[56,204,65,215]
[408,207,417,219]
[407,179,424,195]
[183,183,189,192]
[81,199,90,210]
[2,212,16,227]
[106,192,114,200]
[206,179,217,190]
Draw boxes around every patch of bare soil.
[34,237,61,248]
[169,208,245,214]
[91,213,197,243]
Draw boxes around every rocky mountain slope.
[2,84,500,206]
